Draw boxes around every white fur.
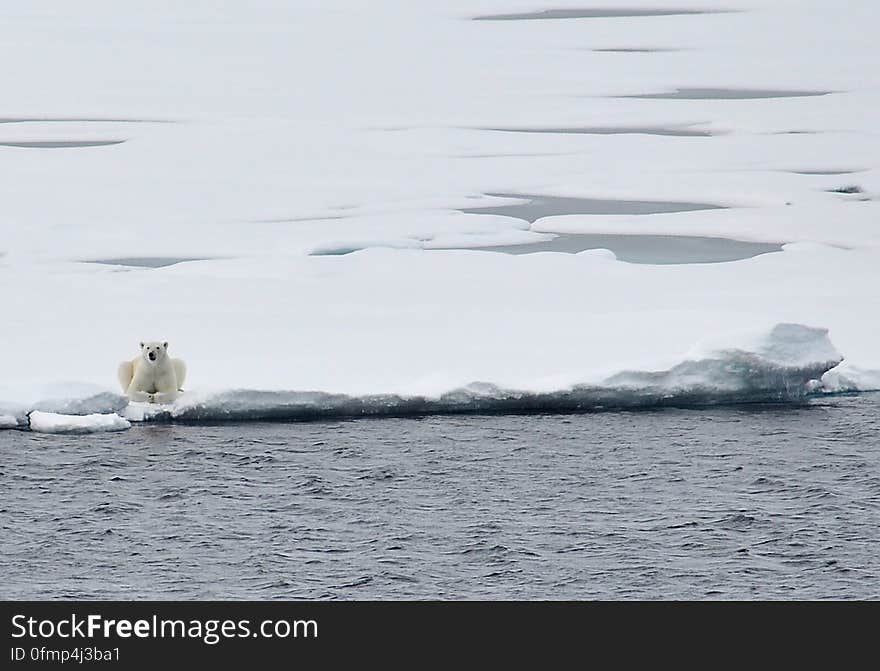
[118,341,187,403]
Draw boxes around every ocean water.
[2,394,878,600]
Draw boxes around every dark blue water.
[2,394,878,599]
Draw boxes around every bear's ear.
[163,342,168,349]
[139,341,144,349]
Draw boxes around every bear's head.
[140,341,169,364]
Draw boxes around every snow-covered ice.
[1,0,878,426]
[27,411,130,434]
[114,322,841,423]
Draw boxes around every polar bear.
[118,341,187,403]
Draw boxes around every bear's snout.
[148,351,157,361]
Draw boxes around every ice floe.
[0,1,878,427]
[27,411,130,434]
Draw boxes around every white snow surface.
[27,411,130,434]
[112,322,841,422]
[1,0,878,424]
